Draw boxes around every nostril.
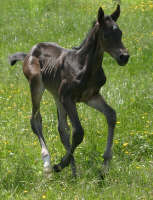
[120,54,129,63]
[120,54,124,60]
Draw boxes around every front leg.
[56,97,84,176]
[53,100,76,177]
[86,94,116,172]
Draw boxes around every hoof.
[53,164,62,172]
[100,161,110,179]
[44,166,52,174]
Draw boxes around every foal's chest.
[74,67,106,102]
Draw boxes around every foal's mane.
[72,20,97,50]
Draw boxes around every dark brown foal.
[9,5,129,177]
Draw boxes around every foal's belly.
[75,86,100,102]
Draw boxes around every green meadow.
[0,0,153,199]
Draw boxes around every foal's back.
[24,42,69,94]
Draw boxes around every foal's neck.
[77,23,104,65]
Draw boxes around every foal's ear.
[98,7,104,25]
[111,4,120,22]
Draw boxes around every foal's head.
[96,5,129,66]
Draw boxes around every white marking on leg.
[41,142,51,173]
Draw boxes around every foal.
[9,5,129,177]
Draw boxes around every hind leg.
[25,56,51,174]
[53,101,76,177]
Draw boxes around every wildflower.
[116,121,120,124]
[123,142,128,147]
[114,140,119,144]
[42,195,46,199]
[149,4,153,9]
[24,190,28,193]
[144,131,148,134]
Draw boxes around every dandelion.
[149,4,153,9]
[42,195,46,199]
[116,121,120,124]
[123,142,128,147]
[114,140,119,144]
[144,131,148,134]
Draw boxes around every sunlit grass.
[0,0,153,199]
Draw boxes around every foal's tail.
[9,52,27,66]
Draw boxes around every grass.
[0,0,153,199]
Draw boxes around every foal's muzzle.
[117,53,130,66]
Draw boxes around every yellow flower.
[125,151,129,154]
[114,140,119,144]
[123,143,128,147]
[4,141,8,145]
[149,4,153,9]
[24,190,28,193]
[42,195,46,199]
[144,131,148,134]
[116,121,120,124]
